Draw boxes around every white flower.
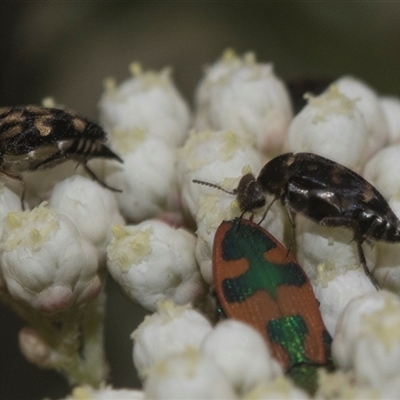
[144,346,238,399]
[107,220,205,311]
[48,175,124,265]
[295,215,377,334]
[314,370,382,400]
[363,144,400,200]
[62,385,144,400]
[131,301,213,378]
[0,184,24,292]
[380,96,400,144]
[103,132,177,223]
[177,129,263,220]
[295,215,377,282]
[201,320,282,396]
[0,203,100,313]
[99,63,191,148]
[19,327,61,369]
[284,85,368,169]
[244,376,310,400]
[0,183,23,238]
[335,75,389,157]
[332,291,400,390]
[21,163,80,208]
[194,49,293,156]
[312,270,376,336]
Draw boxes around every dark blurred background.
[1,3,400,399]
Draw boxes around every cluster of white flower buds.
[3,49,400,399]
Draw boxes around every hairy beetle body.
[0,105,122,205]
[194,152,400,288]
[255,153,400,244]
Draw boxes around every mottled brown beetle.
[194,152,400,288]
[0,105,123,207]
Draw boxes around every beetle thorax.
[257,154,294,197]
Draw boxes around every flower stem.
[0,284,109,387]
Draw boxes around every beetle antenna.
[192,179,237,195]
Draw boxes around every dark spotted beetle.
[213,218,333,394]
[195,152,400,288]
[0,105,122,206]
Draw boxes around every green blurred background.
[0,2,400,399]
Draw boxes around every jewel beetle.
[213,218,333,394]
[0,105,123,206]
[195,152,400,288]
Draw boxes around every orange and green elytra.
[213,218,333,394]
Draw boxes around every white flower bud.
[99,64,191,148]
[0,183,23,218]
[177,129,263,220]
[379,379,400,399]
[194,49,293,156]
[295,215,376,282]
[284,85,368,169]
[244,376,310,400]
[63,385,144,400]
[380,96,400,144]
[107,220,205,311]
[48,175,125,265]
[19,327,61,369]
[363,144,400,200]
[201,320,282,396]
[0,203,100,313]
[314,370,381,400]
[332,291,400,390]
[104,132,177,223]
[312,270,376,336]
[295,215,377,334]
[144,346,238,399]
[0,184,23,292]
[335,75,389,156]
[131,301,213,378]
[21,162,79,208]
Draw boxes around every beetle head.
[237,173,266,212]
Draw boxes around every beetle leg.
[82,163,122,193]
[235,210,251,232]
[355,238,379,290]
[282,198,297,258]
[259,197,278,225]
[319,216,352,228]
[320,217,380,289]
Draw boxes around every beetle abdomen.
[357,208,400,243]
[58,137,122,163]
[0,106,107,154]
[0,105,123,206]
